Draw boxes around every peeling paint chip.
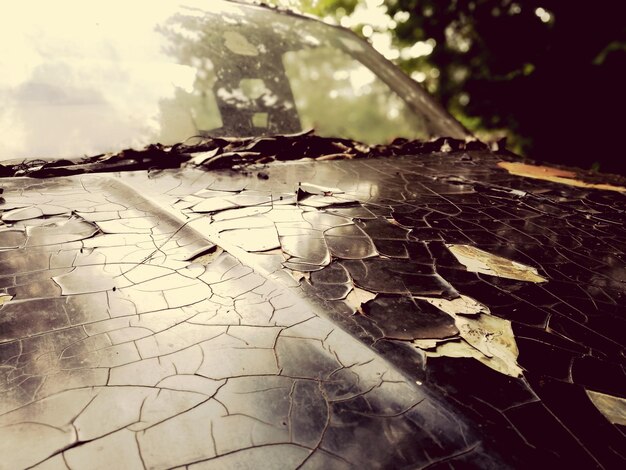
[423,308,522,378]
[498,162,626,192]
[344,287,377,312]
[586,390,626,425]
[415,295,489,316]
[425,332,522,378]
[446,244,547,283]
[413,295,522,377]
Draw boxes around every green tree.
[269,0,626,174]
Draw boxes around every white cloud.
[0,0,201,160]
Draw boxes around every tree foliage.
[269,0,626,173]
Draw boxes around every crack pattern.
[1,170,499,469]
[1,149,625,468]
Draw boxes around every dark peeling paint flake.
[341,258,457,298]
[324,224,378,259]
[358,218,411,240]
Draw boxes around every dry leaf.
[447,244,547,283]
[415,295,489,316]
[586,390,626,425]
[413,295,522,377]
[426,336,522,378]
[498,162,626,193]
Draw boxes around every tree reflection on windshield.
[0,0,442,161]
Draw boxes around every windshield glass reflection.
[0,0,439,161]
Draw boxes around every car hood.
[1,141,625,468]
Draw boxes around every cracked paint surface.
[1,149,625,468]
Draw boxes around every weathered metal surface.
[1,148,625,468]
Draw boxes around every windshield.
[0,0,465,161]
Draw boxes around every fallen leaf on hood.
[425,333,523,378]
[586,390,626,425]
[414,295,522,377]
[415,295,490,316]
[446,244,547,283]
[498,162,626,193]
[453,313,518,361]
